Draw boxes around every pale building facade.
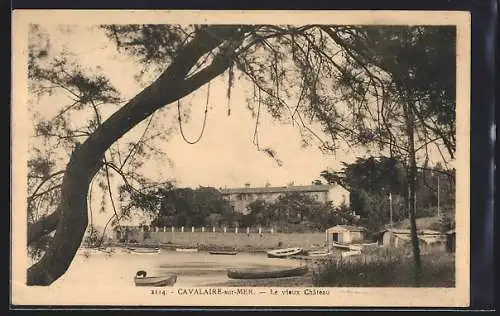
[220,184,349,214]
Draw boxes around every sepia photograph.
[11,10,470,307]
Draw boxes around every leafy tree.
[204,213,223,227]
[137,186,236,228]
[244,199,270,227]
[321,156,455,234]
[242,193,353,231]
[27,25,174,259]
[321,156,407,229]
[26,24,455,286]
[328,27,456,283]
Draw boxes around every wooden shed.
[325,225,367,245]
[378,228,447,250]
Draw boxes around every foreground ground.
[207,250,455,288]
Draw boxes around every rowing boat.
[134,270,177,287]
[341,250,362,258]
[227,265,308,279]
[331,242,351,251]
[267,247,304,258]
[175,248,198,252]
[331,242,362,251]
[209,250,238,255]
[129,247,161,254]
[306,249,332,257]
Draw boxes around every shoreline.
[108,242,284,253]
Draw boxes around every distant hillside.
[394,216,442,231]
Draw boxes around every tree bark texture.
[27,211,60,245]
[27,26,244,285]
[404,101,422,286]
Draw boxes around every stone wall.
[138,231,326,250]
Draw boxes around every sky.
[27,24,454,228]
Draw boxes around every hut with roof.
[325,225,367,245]
[377,228,447,251]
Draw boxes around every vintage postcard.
[11,10,470,307]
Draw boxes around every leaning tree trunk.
[404,100,422,286]
[27,26,245,285]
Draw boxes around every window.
[332,233,340,242]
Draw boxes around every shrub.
[314,247,455,287]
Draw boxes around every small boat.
[267,247,304,258]
[355,242,379,249]
[209,250,238,255]
[175,248,198,252]
[331,242,352,251]
[129,247,161,254]
[227,265,309,279]
[134,270,177,287]
[341,250,362,259]
[331,242,365,251]
[307,249,332,257]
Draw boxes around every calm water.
[54,249,302,288]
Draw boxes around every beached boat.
[227,265,309,279]
[209,250,238,255]
[175,248,198,252]
[331,241,378,251]
[306,249,332,257]
[341,250,362,259]
[267,247,304,258]
[331,242,351,251]
[331,242,363,251]
[134,270,177,287]
[129,247,161,254]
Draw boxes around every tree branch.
[27,26,250,285]
[27,171,65,203]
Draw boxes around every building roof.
[220,184,332,195]
[379,228,412,234]
[327,225,367,232]
[418,229,443,235]
[379,228,444,235]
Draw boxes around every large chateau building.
[220,184,349,214]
